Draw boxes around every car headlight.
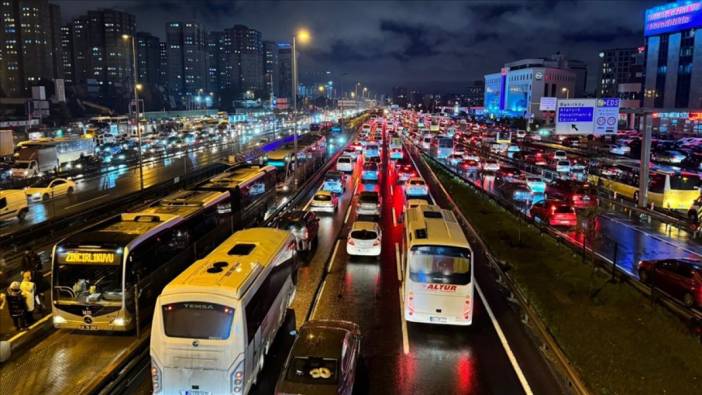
[113,317,126,326]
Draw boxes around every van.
[0,190,29,221]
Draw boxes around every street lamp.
[292,28,311,187]
[561,87,570,99]
[122,33,144,191]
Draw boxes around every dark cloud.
[54,0,660,94]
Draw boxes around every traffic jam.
[405,111,702,314]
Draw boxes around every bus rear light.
[231,361,244,394]
[151,358,162,394]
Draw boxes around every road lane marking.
[395,242,402,282]
[354,180,359,195]
[64,194,109,210]
[392,208,397,227]
[476,282,533,395]
[303,196,314,211]
[398,286,410,354]
[344,201,353,223]
[327,240,342,273]
[310,279,327,320]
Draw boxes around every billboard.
[555,98,619,135]
[644,1,702,36]
[539,97,557,111]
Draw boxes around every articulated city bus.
[403,205,474,326]
[589,164,701,211]
[51,164,278,331]
[151,228,297,395]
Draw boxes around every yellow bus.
[589,165,701,210]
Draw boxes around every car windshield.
[315,194,332,201]
[30,179,53,187]
[360,193,378,203]
[338,157,351,163]
[286,356,339,384]
[351,229,377,240]
[162,302,235,340]
[363,163,378,171]
[410,180,424,185]
[409,245,472,285]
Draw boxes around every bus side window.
[244,260,292,343]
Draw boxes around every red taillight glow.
[349,239,355,245]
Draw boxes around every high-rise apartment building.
[166,21,207,106]
[136,32,161,86]
[598,47,642,97]
[0,0,62,97]
[69,9,135,100]
[227,25,263,97]
[277,42,292,100]
[263,40,279,98]
[158,40,168,90]
[207,31,224,93]
[59,24,73,85]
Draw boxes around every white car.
[25,178,76,201]
[555,160,571,173]
[553,150,568,161]
[482,160,500,172]
[404,177,429,197]
[0,189,29,221]
[515,130,527,139]
[336,156,354,173]
[357,191,382,217]
[346,221,382,257]
[447,154,464,167]
[609,144,631,155]
[463,153,480,162]
[309,191,338,213]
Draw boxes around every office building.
[0,0,63,97]
[641,1,702,136]
[643,1,702,109]
[598,47,643,97]
[263,40,279,99]
[59,25,73,85]
[277,42,292,100]
[69,9,136,100]
[136,32,161,86]
[165,21,208,106]
[484,58,576,119]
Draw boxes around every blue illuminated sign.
[644,1,702,36]
[558,107,593,123]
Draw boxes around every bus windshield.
[162,302,235,340]
[670,174,701,190]
[408,245,472,285]
[54,264,123,304]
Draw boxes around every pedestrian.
[20,271,36,325]
[21,249,40,275]
[6,282,28,331]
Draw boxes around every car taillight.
[463,297,472,319]
[407,292,415,315]
[349,239,355,245]
[373,239,380,246]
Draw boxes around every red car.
[546,180,598,209]
[395,162,416,183]
[637,258,702,307]
[529,200,577,227]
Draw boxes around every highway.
[0,129,293,238]
[34,121,566,394]
[426,141,702,303]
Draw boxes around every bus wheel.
[42,193,50,201]
[633,191,639,203]
[17,208,28,221]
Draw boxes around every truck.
[0,130,14,159]
[10,145,59,178]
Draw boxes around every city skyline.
[52,0,661,93]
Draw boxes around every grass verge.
[429,161,702,395]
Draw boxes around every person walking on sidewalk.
[6,282,28,331]
[20,271,36,325]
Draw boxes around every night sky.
[55,0,662,94]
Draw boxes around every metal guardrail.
[83,120,362,395]
[407,144,591,395]
[419,145,702,331]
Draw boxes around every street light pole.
[125,34,144,191]
[292,35,298,167]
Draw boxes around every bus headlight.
[53,315,67,325]
[113,317,126,326]
[151,358,162,393]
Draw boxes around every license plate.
[429,316,447,323]
[80,324,98,330]
[182,391,210,395]
[559,220,571,225]
[582,196,590,201]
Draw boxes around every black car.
[276,210,319,253]
[275,320,361,395]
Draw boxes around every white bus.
[150,228,298,395]
[403,205,474,326]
